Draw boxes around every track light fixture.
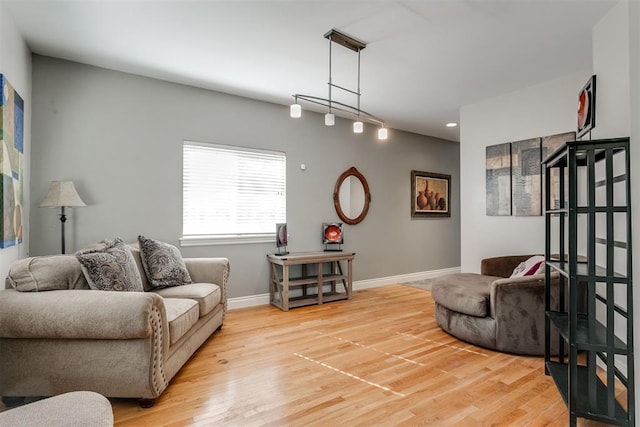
[289,29,388,141]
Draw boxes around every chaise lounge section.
[431,254,560,356]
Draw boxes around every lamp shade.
[290,103,301,118]
[325,113,335,126]
[40,181,86,208]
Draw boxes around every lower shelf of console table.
[267,251,355,311]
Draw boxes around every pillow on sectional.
[510,255,545,278]
[75,238,143,292]
[138,235,192,289]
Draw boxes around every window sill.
[180,234,274,247]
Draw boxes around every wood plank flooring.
[111,285,612,426]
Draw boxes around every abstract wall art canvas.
[511,138,541,216]
[0,74,24,248]
[541,132,575,211]
[486,143,511,216]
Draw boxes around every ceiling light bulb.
[377,127,388,140]
[446,122,458,128]
[353,121,363,134]
[290,103,301,118]
[325,113,335,126]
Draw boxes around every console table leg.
[317,262,323,305]
[347,259,353,299]
[282,265,290,311]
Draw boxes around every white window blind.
[183,142,286,240]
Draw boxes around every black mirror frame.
[333,166,371,225]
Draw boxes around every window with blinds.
[182,141,286,244]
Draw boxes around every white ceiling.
[3,0,618,141]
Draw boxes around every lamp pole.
[59,206,67,254]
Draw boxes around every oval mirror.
[333,167,371,225]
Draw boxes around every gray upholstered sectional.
[431,255,559,356]
[0,243,229,406]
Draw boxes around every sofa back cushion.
[127,243,152,292]
[6,255,90,292]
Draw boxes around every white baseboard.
[228,293,271,310]
[227,266,461,310]
[352,266,461,290]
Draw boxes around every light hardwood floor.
[111,284,612,426]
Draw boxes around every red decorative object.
[577,75,596,138]
[324,224,342,243]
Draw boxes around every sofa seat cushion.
[163,298,199,345]
[153,283,221,317]
[430,273,501,318]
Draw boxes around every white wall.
[626,0,640,417]
[0,2,31,280]
[592,0,630,139]
[459,71,589,272]
[462,0,640,414]
[589,0,633,382]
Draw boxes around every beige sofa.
[0,246,229,407]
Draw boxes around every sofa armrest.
[184,257,230,316]
[0,289,168,344]
[489,273,558,354]
[481,254,536,278]
[489,273,549,316]
[0,289,171,399]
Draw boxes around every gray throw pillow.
[138,235,192,289]
[75,238,144,292]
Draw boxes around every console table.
[267,251,355,311]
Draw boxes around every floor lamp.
[40,181,86,254]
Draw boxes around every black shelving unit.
[543,137,634,426]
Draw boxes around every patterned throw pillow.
[510,255,545,278]
[75,238,143,291]
[138,235,192,289]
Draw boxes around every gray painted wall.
[30,55,460,298]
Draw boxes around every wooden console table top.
[267,251,355,264]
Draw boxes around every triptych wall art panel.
[511,138,541,216]
[541,132,576,211]
[485,143,512,216]
[485,131,575,217]
[0,74,24,248]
